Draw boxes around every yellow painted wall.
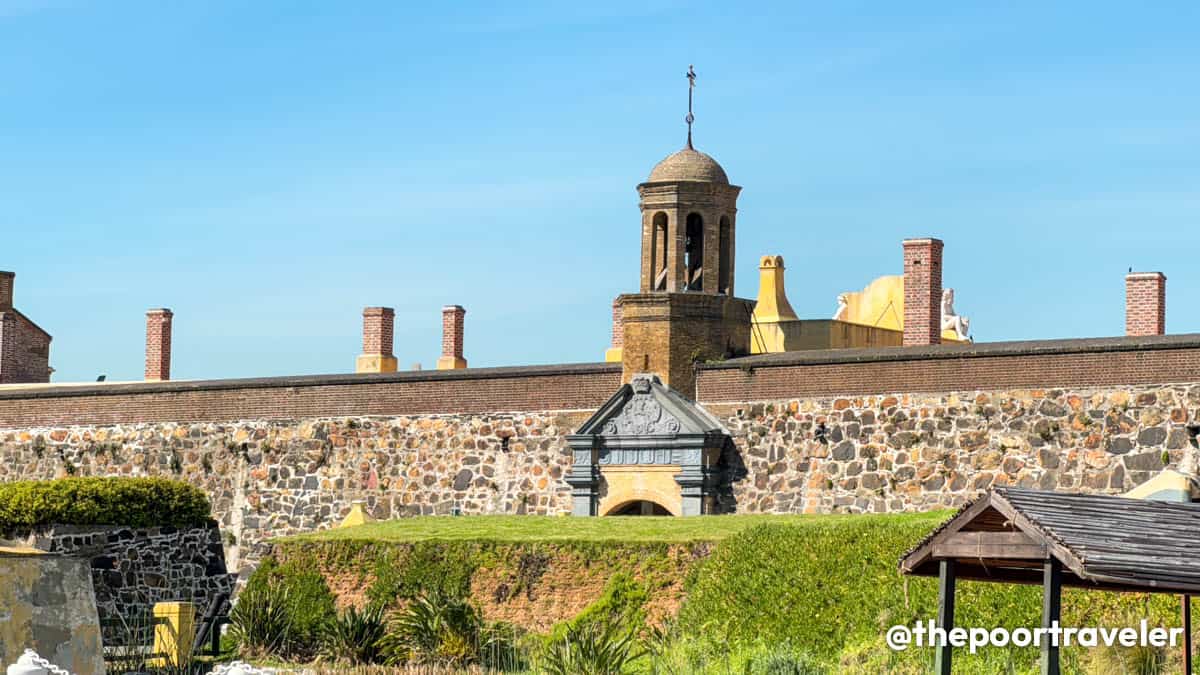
[836,275,904,331]
[597,465,682,516]
[753,319,904,352]
[836,275,967,344]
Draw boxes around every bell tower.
[616,66,754,397]
[637,149,741,294]
[637,66,741,295]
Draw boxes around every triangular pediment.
[572,374,725,438]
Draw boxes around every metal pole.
[1042,558,1062,675]
[1184,594,1193,675]
[935,559,956,675]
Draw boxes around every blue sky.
[4,1,1200,382]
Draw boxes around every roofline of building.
[0,308,51,340]
[699,333,1200,370]
[0,361,620,400]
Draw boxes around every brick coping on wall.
[700,333,1200,370]
[0,362,619,401]
[695,333,1200,401]
[0,362,623,427]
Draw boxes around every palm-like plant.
[227,584,291,659]
[539,619,642,675]
[319,603,388,665]
[380,593,485,667]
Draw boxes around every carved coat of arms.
[602,390,681,436]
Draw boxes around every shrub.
[539,618,642,675]
[228,582,291,659]
[749,644,827,675]
[0,477,211,531]
[379,592,521,669]
[241,556,338,661]
[320,603,388,665]
[1092,642,1170,675]
[537,575,648,675]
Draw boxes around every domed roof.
[646,147,729,184]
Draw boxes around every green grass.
[282,511,951,544]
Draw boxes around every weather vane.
[686,64,696,149]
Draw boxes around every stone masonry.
[709,384,1200,514]
[0,412,585,576]
[0,552,104,675]
[1,337,1200,581]
[2,380,1198,576]
[8,522,234,643]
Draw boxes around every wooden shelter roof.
[900,487,1200,594]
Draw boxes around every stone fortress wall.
[0,364,619,575]
[7,522,233,643]
[2,337,1200,576]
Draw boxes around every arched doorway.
[607,500,673,516]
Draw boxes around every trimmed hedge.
[0,477,212,531]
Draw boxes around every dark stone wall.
[9,521,233,643]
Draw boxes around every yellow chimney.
[752,255,799,323]
[750,255,803,353]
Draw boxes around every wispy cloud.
[0,0,71,20]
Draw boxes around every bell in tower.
[613,66,755,397]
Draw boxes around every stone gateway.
[567,374,733,516]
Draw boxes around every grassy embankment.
[273,511,1185,673]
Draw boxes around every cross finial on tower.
[686,64,696,149]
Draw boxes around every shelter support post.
[1041,558,1062,675]
[935,559,956,675]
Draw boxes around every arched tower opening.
[652,212,669,291]
[685,213,704,291]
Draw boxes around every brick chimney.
[356,306,398,373]
[604,298,624,362]
[0,271,13,310]
[1125,272,1166,336]
[902,238,944,346]
[436,305,467,370]
[145,308,173,381]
